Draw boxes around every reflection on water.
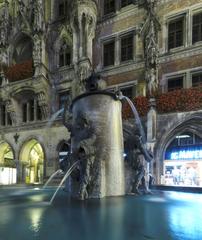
[28,208,44,234]
[0,189,202,240]
[167,192,202,240]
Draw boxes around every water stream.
[47,108,64,127]
[121,95,147,144]
[50,161,80,204]
[43,169,63,189]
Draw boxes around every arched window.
[13,35,33,64]
[59,42,71,67]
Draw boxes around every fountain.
[57,73,153,200]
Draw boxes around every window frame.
[191,71,202,87]
[166,74,185,92]
[120,32,134,63]
[167,15,186,51]
[191,8,202,46]
[102,38,116,68]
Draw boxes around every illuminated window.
[192,12,202,44]
[103,40,115,67]
[168,17,184,50]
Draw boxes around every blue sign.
[166,146,202,160]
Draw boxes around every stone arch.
[155,113,202,183]
[19,138,45,184]
[9,32,33,65]
[57,139,70,168]
[0,141,17,184]
[53,25,73,68]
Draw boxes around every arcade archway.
[19,139,44,184]
[163,132,202,187]
[0,142,16,184]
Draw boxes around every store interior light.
[175,135,190,139]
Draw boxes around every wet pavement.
[0,188,201,240]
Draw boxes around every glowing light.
[170,149,202,160]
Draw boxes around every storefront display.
[162,133,202,187]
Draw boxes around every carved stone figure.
[33,34,42,64]
[146,68,158,96]
[77,135,96,200]
[33,0,44,33]
[36,91,49,119]
[124,121,153,194]
[140,0,160,97]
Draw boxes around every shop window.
[104,0,115,15]
[167,76,183,92]
[121,0,133,8]
[121,34,133,62]
[168,17,184,50]
[192,73,202,87]
[59,43,71,67]
[192,12,202,44]
[59,91,71,110]
[103,40,115,67]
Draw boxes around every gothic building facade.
[0,0,202,187]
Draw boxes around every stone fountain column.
[71,92,125,198]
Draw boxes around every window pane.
[1,105,6,126]
[22,103,27,123]
[104,0,115,15]
[121,86,133,99]
[103,41,115,67]
[192,12,202,44]
[121,34,133,62]
[29,99,35,122]
[121,0,133,8]
[59,92,71,110]
[192,73,202,87]
[168,18,184,50]
[167,76,183,91]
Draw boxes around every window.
[192,73,202,87]
[168,17,184,50]
[192,12,202,44]
[59,91,71,110]
[59,43,71,67]
[120,86,134,99]
[104,0,115,15]
[0,104,12,126]
[167,76,183,92]
[22,98,42,123]
[103,40,115,67]
[121,34,133,62]
[58,1,67,17]
[121,0,133,8]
